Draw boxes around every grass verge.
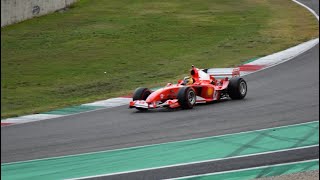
[1,0,319,118]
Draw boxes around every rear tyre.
[227,77,247,100]
[132,87,151,111]
[177,87,196,109]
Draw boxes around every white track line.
[1,114,64,123]
[2,1,320,180]
[83,97,132,107]
[242,38,319,77]
[168,158,319,180]
[241,0,319,76]
[3,120,318,165]
[66,145,319,180]
[2,0,319,127]
[292,0,319,20]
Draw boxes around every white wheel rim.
[240,81,247,95]
[188,90,196,105]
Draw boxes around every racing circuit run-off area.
[1,0,319,180]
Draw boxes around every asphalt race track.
[1,0,319,179]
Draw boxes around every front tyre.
[227,77,247,100]
[177,87,196,109]
[132,87,151,111]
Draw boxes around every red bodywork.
[129,66,240,109]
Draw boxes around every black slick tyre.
[227,77,247,100]
[132,87,151,111]
[133,87,151,100]
[177,87,196,109]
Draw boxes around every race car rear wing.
[202,68,240,79]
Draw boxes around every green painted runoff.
[178,159,319,180]
[1,121,319,180]
[42,105,104,115]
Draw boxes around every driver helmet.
[183,76,194,85]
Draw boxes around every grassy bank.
[1,0,318,118]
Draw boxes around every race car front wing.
[129,99,180,109]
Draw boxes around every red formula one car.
[129,65,247,111]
